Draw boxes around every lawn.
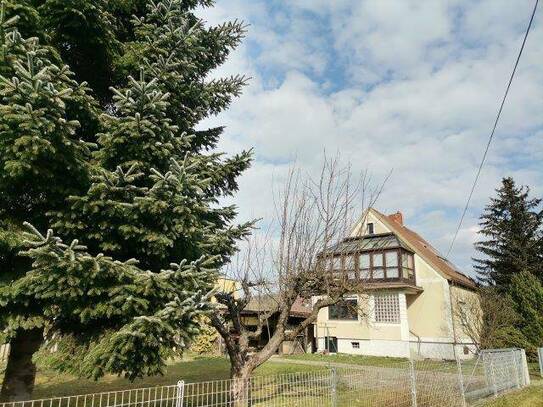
[13,356,322,399]
[477,382,543,407]
[283,352,409,368]
[282,352,467,372]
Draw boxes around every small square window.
[351,341,360,349]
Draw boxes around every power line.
[446,0,539,258]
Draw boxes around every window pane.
[331,256,342,270]
[345,255,355,270]
[402,252,409,268]
[373,268,384,279]
[372,253,383,267]
[329,299,358,320]
[408,254,414,269]
[374,293,400,324]
[359,253,370,269]
[385,251,398,267]
[387,267,399,278]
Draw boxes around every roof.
[242,294,311,318]
[367,208,477,289]
[325,232,413,254]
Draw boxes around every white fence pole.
[489,357,498,396]
[409,359,418,407]
[331,367,337,407]
[511,349,520,389]
[175,380,185,407]
[520,349,530,386]
[538,347,543,378]
[456,357,467,407]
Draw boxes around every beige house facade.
[314,208,478,360]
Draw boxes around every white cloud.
[201,0,543,277]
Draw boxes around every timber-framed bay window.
[322,233,416,284]
[327,249,415,282]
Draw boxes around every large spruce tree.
[0,0,251,400]
[0,4,99,398]
[508,270,543,358]
[474,177,543,288]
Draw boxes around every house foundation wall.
[317,337,411,358]
[316,337,476,360]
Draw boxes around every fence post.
[456,357,467,407]
[489,357,497,396]
[511,349,520,389]
[175,380,185,407]
[331,368,337,407]
[520,349,530,386]
[409,359,417,407]
[538,347,543,378]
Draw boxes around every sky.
[197,0,543,278]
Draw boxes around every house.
[241,295,313,354]
[214,278,314,355]
[313,208,478,360]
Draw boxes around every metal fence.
[461,348,530,402]
[0,348,530,407]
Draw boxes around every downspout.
[409,329,422,357]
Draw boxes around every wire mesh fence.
[461,348,529,402]
[0,348,530,407]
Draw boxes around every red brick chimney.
[389,211,403,226]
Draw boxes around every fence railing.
[0,348,530,407]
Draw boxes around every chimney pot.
[389,211,403,225]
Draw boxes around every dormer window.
[367,222,374,235]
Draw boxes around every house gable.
[359,209,476,289]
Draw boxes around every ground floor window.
[374,293,400,324]
[351,341,360,349]
[328,298,358,320]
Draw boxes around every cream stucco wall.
[214,277,241,301]
[350,211,389,236]
[406,255,453,340]
[449,284,480,343]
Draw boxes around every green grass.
[477,382,543,407]
[25,356,322,399]
[283,352,409,367]
[282,352,469,372]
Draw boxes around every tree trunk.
[0,328,44,401]
[230,364,253,407]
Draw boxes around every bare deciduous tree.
[452,286,522,352]
[210,155,384,403]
